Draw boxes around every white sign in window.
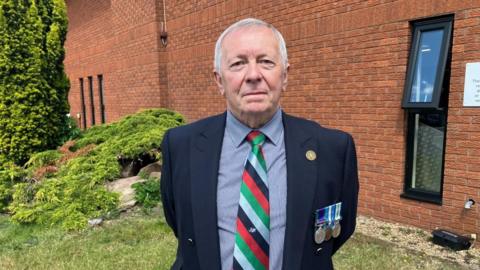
[463,62,480,107]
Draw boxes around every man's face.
[214,26,288,123]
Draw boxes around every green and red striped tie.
[233,131,269,270]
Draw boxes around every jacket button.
[315,247,322,255]
[187,238,195,246]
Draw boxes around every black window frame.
[98,74,106,124]
[401,16,453,109]
[401,109,447,204]
[79,78,87,129]
[401,15,453,204]
[88,76,95,126]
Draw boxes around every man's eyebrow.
[228,53,272,60]
[225,55,247,63]
[231,54,248,59]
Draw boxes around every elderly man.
[161,18,359,270]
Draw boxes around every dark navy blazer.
[160,111,359,270]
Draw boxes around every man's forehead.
[227,24,272,35]
[223,25,275,42]
[221,26,279,56]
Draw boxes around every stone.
[105,176,145,210]
[149,171,161,179]
[139,161,162,176]
[88,218,103,227]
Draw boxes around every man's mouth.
[243,91,267,97]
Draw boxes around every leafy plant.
[0,0,71,165]
[132,178,161,210]
[0,162,27,212]
[24,150,62,171]
[6,108,184,230]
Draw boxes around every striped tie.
[233,131,269,270]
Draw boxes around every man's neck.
[229,108,279,129]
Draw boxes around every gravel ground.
[356,215,480,269]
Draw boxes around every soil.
[356,215,480,269]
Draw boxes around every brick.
[65,0,480,238]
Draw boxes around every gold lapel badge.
[306,150,316,161]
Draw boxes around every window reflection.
[410,112,445,193]
[410,29,444,103]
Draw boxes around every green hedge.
[1,108,185,230]
[0,0,71,165]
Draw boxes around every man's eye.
[230,61,244,68]
[259,59,275,66]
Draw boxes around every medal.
[314,202,343,244]
[314,227,326,244]
[332,221,341,238]
[324,226,332,241]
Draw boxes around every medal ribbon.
[315,202,342,227]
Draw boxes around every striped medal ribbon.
[233,131,269,270]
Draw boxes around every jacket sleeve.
[332,133,359,254]
[160,129,178,237]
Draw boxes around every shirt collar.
[226,108,284,148]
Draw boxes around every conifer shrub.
[4,108,185,230]
[0,0,72,165]
[0,162,26,212]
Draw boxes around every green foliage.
[5,109,184,230]
[0,0,71,165]
[0,184,12,212]
[132,177,161,210]
[24,150,61,171]
[0,162,26,213]
[74,108,183,159]
[60,116,82,143]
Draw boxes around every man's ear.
[214,70,225,95]
[282,63,290,91]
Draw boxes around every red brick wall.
[65,0,480,237]
[65,0,167,127]
[163,0,480,236]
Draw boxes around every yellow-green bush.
[5,108,185,230]
[0,0,72,165]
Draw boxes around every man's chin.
[240,106,279,120]
[242,106,272,115]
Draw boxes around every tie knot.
[246,130,266,146]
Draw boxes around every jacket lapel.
[190,113,226,270]
[282,113,318,270]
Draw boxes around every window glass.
[402,17,453,109]
[88,76,95,125]
[79,78,87,129]
[98,74,106,124]
[409,112,445,193]
[409,29,444,103]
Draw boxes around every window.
[402,17,452,109]
[79,78,87,129]
[88,76,95,125]
[98,74,106,124]
[401,16,453,204]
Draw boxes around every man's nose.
[245,63,262,84]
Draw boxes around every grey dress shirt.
[217,109,287,270]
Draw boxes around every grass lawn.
[0,211,467,270]
[333,233,466,270]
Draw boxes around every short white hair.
[214,18,288,73]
